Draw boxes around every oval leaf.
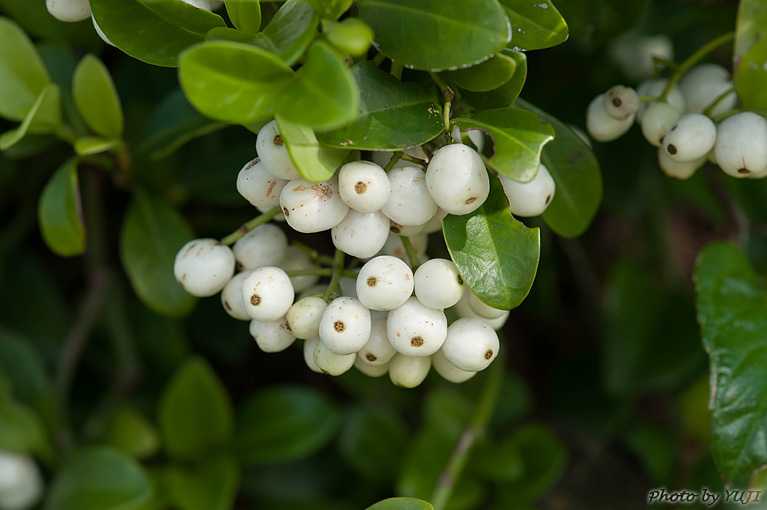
[37,158,85,257]
[225,0,261,33]
[73,55,123,139]
[444,52,517,92]
[158,358,233,462]
[275,41,359,131]
[234,385,340,466]
[0,376,48,455]
[366,498,434,510]
[179,41,294,124]
[276,116,349,183]
[734,0,767,110]
[166,456,240,510]
[119,192,196,317]
[47,447,152,510]
[0,83,61,151]
[444,175,540,310]
[454,107,554,183]
[358,0,510,71]
[515,98,602,238]
[74,136,121,156]
[318,62,443,150]
[500,0,569,51]
[0,17,50,121]
[460,49,527,110]
[103,407,160,460]
[249,0,319,66]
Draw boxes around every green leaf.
[276,116,349,183]
[90,0,224,67]
[358,0,511,71]
[444,53,517,93]
[37,158,85,258]
[226,0,261,33]
[500,0,569,51]
[0,16,50,122]
[250,0,320,66]
[318,62,443,150]
[179,41,294,124]
[166,456,240,510]
[454,107,554,183]
[366,498,434,510]
[275,41,359,131]
[304,0,353,20]
[444,175,540,310]
[158,357,233,462]
[119,192,196,317]
[47,447,153,510]
[0,376,47,455]
[734,0,767,110]
[234,385,340,466]
[323,18,373,57]
[74,136,121,156]
[0,83,61,151]
[103,407,160,460]
[73,55,123,139]
[461,49,527,110]
[469,434,523,483]
[695,242,767,485]
[338,404,407,480]
[515,98,602,238]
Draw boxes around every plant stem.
[292,241,337,266]
[429,72,455,143]
[400,154,427,166]
[652,56,679,78]
[221,206,281,245]
[659,32,734,101]
[322,249,346,301]
[390,62,403,80]
[702,87,736,117]
[430,360,505,510]
[285,268,359,278]
[400,236,421,269]
[384,151,404,172]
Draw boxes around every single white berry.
[636,79,686,122]
[453,292,510,330]
[640,102,680,147]
[286,296,326,339]
[92,16,115,47]
[451,127,485,152]
[658,147,705,180]
[441,318,499,372]
[280,177,349,233]
[371,146,428,170]
[426,143,490,215]
[279,246,319,293]
[331,210,390,259]
[304,337,322,373]
[313,340,355,376]
[237,158,288,208]
[232,223,288,270]
[679,64,737,116]
[421,208,448,234]
[414,259,464,309]
[0,451,42,510]
[714,112,767,178]
[663,113,716,162]
[389,353,431,388]
[466,290,507,320]
[357,313,396,366]
[318,297,372,355]
[381,166,438,226]
[609,34,674,82]
[354,357,389,377]
[432,349,476,383]
[356,256,414,311]
[241,266,295,322]
[174,239,235,297]
[249,317,296,353]
[380,233,428,262]
[220,272,250,321]
[603,85,640,120]
[47,0,91,22]
[387,297,447,356]
[256,120,301,180]
[499,163,556,217]
[586,93,634,142]
[338,161,390,213]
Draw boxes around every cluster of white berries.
[0,451,42,510]
[586,63,767,180]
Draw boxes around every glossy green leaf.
[444,175,540,310]
[734,0,767,109]
[366,499,434,510]
[234,385,340,465]
[47,447,153,510]
[275,41,358,131]
[338,405,407,480]
[73,55,123,139]
[319,62,443,150]
[166,456,240,510]
[104,407,160,460]
[358,0,510,71]
[454,107,554,183]
[250,0,320,66]
[695,242,767,485]
[226,0,261,33]
[0,376,47,454]
[179,41,294,124]
[323,18,373,57]
[515,98,601,238]
[37,158,85,258]
[500,0,569,51]
[444,53,517,92]
[158,358,233,462]
[461,49,527,110]
[74,136,121,156]
[138,88,227,160]
[119,192,196,317]
[276,116,349,183]
[305,0,353,20]
[0,17,50,121]
[0,83,61,150]
[90,0,224,67]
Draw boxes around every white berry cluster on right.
[585,63,767,180]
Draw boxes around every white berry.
[658,147,705,180]
[389,354,431,388]
[286,296,326,339]
[338,161,391,213]
[421,208,448,234]
[280,177,349,233]
[318,297,371,355]
[466,290,507,319]
[356,256,414,312]
[714,112,767,178]
[220,272,250,321]
[663,113,716,162]
[313,340,355,376]
[331,210,390,259]
[241,266,295,322]
[586,93,634,142]
[679,64,736,117]
[499,163,556,217]
[237,158,288,208]
[256,120,301,180]
[387,297,447,356]
[414,258,464,309]
[425,143,490,215]
[441,318,499,372]
[232,223,287,270]
[357,313,396,366]
[388,220,424,237]
[47,0,91,22]
[636,79,686,122]
[174,239,235,297]
[432,349,476,383]
[279,246,319,293]
[453,292,510,330]
[381,166,438,226]
[640,102,680,147]
[371,146,428,170]
[249,317,296,353]
[451,127,485,152]
[304,337,322,373]
[354,357,389,377]
[0,451,42,510]
[603,85,640,120]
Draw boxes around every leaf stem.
[322,249,346,301]
[400,236,421,269]
[428,72,455,143]
[400,154,427,166]
[291,241,337,266]
[384,151,404,172]
[221,206,281,245]
[652,56,678,78]
[658,32,734,102]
